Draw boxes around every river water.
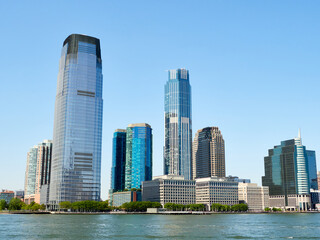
[0,213,319,239]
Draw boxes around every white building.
[142,175,196,206]
[238,183,269,211]
[195,177,239,210]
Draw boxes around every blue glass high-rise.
[306,150,318,190]
[164,69,192,180]
[49,34,103,207]
[125,123,152,189]
[110,129,127,192]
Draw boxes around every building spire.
[298,128,301,139]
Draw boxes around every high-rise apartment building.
[24,140,52,204]
[125,123,152,189]
[110,129,127,192]
[49,34,103,207]
[193,127,225,179]
[262,131,314,210]
[164,68,192,180]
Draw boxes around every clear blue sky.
[0,1,319,200]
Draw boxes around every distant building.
[193,127,225,179]
[15,190,24,201]
[227,176,251,183]
[262,131,312,210]
[238,183,269,211]
[318,172,320,191]
[195,177,239,210]
[142,175,196,206]
[111,191,142,207]
[24,140,52,204]
[164,69,192,180]
[307,150,318,190]
[125,123,152,189]
[0,190,15,204]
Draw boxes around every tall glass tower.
[49,34,103,207]
[125,123,152,189]
[110,129,127,192]
[164,69,192,180]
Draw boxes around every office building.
[195,177,239,210]
[164,69,192,180]
[318,171,320,190]
[111,191,142,207]
[142,175,196,206]
[193,127,225,179]
[49,34,103,208]
[0,190,15,204]
[110,129,127,192]
[262,131,312,210]
[125,123,152,189]
[238,183,269,211]
[15,190,24,201]
[306,150,318,190]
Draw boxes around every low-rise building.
[111,191,141,207]
[195,177,238,210]
[269,194,311,211]
[238,183,269,211]
[142,175,196,206]
[0,190,15,204]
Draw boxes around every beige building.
[317,171,320,190]
[142,175,196,206]
[195,177,238,210]
[193,127,225,180]
[238,183,269,211]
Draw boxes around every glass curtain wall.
[164,69,192,180]
[49,34,103,207]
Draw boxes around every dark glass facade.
[262,136,312,205]
[49,34,103,206]
[306,150,318,190]
[164,69,192,180]
[110,129,127,192]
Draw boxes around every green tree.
[8,198,24,210]
[264,207,271,212]
[40,204,46,211]
[59,201,72,210]
[0,199,7,210]
[211,203,223,212]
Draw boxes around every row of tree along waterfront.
[0,198,46,211]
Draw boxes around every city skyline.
[1,1,320,200]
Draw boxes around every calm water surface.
[0,213,319,239]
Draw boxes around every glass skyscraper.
[49,34,103,207]
[164,69,192,180]
[110,129,127,192]
[262,131,313,205]
[125,123,152,189]
[306,150,318,190]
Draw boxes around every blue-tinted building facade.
[164,69,192,180]
[262,132,314,206]
[49,34,103,207]
[110,129,127,192]
[306,150,318,190]
[125,123,152,189]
